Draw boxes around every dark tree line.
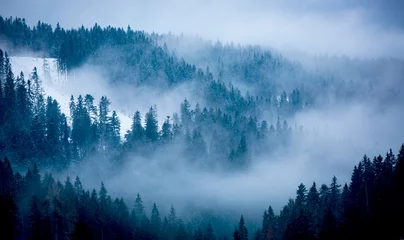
[1,142,403,239]
[252,145,404,240]
[0,158,222,240]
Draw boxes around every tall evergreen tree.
[151,203,161,238]
[145,106,159,143]
[238,215,248,240]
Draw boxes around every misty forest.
[0,2,404,240]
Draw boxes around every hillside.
[0,10,404,240]
[9,56,132,137]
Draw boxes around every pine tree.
[129,111,144,142]
[172,112,182,137]
[168,205,177,226]
[99,182,108,207]
[307,182,320,236]
[71,95,91,158]
[151,203,161,237]
[84,94,97,120]
[134,193,145,224]
[329,176,341,221]
[361,155,374,215]
[16,71,32,131]
[234,135,248,166]
[161,116,173,143]
[99,95,111,149]
[295,183,307,214]
[180,99,192,127]
[262,209,269,237]
[4,52,16,132]
[145,106,159,143]
[45,97,61,162]
[259,120,268,139]
[69,95,75,121]
[238,215,248,240]
[108,110,121,149]
[60,114,71,169]
[31,67,43,115]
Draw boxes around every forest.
[0,15,404,240]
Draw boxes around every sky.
[1,0,404,58]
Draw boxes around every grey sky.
[1,0,404,58]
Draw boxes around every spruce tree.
[238,215,248,240]
[134,193,145,224]
[151,203,161,237]
[145,106,159,143]
[108,110,121,149]
[161,116,173,143]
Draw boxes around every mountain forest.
[0,15,403,240]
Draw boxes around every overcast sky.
[1,0,404,59]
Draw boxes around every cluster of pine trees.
[2,15,399,114]
[0,158,220,240]
[0,15,339,119]
[0,49,122,169]
[152,33,384,107]
[0,16,200,85]
[1,143,403,239]
[0,48,298,170]
[251,146,404,240]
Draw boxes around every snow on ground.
[10,56,132,138]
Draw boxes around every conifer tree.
[238,215,248,240]
[134,193,145,224]
[151,203,161,237]
[145,106,159,143]
[161,116,173,143]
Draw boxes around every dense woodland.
[0,48,298,170]
[1,16,404,239]
[1,142,404,239]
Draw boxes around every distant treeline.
[0,15,372,109]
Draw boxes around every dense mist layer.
[7,44,404,224]
[1,1,404,238]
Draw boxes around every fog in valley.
[1,0,404,239]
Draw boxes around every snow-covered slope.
[10,56,132,138]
